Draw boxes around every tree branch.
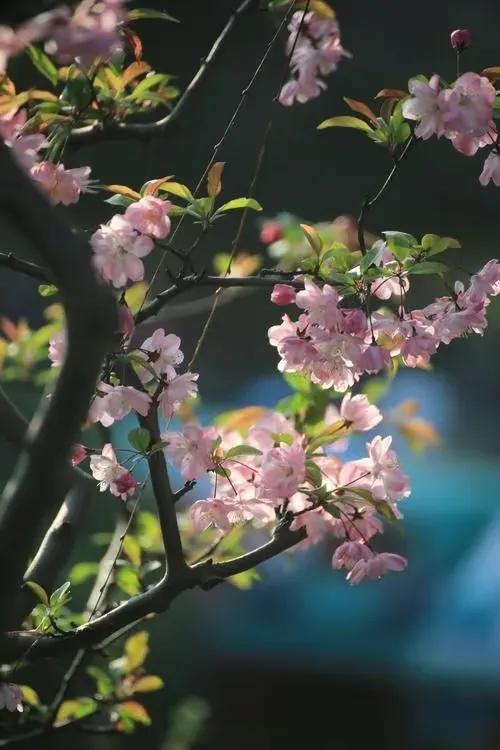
[0,142,117,630]
[139,410,188,577]
[135,274,307,324]
[69,0,255,144]
[0,522,305,663]
[0,251,51,283]
[0,384,28,447]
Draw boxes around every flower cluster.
[0,0,125,73]
[279,11,350,106]
[90,197,172,288]
[163,394,409,584]
[90,443,139,500]
[402,72,498,181]
[268,256,500,391]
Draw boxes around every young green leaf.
[318,115,373,132]
[128,427,151,453]
[128,8,178,22]
[407,261,447,276]
[225,444,263,459]
[217,197,263,213]
[25,45,58,87]
[25,580,49,606]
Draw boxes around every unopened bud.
[450,28,471,50]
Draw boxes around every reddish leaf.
[343,97,378,124]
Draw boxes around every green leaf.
[20,685,40,707]
[407,261,447,276]
[225,444,263,459]
[61,75,93,108]
[270,431,294,445]
[105,194,135,208]
[123,535,142,567]
[49,581,71,608]
[131,675,165,693]
[421,233,461,256]
[116,566,141,597]
[25,45,58,87]
[229,569,261,590]
[69,562,99,585]
[123,631,149,673]
[25,580,49,606]
[158,181,194,202]
[55,698,97,727]
[300,223,322,255]
[38,283,58,297]
[318,115,373,132]
[128,427,151,453]
[86,666,114,699]
[360,246,380,273]
[284,372,311,393]
[128,8,179,22]
[217,197,263,213]
[384,230,418,247]
[306,460,323,488]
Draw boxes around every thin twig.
[69,0,255,143]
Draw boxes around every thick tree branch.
[139,410,188,577]
[69,0,255,144]
[0,522,305,663]
[135,274,306,324]
[0,143,117,630]
[0,251,51,283]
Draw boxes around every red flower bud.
[260,220,283,245]
[450,28,471,50]
[271,284,296,306]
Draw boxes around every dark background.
[3,1,500,748]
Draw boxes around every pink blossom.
[260,438,306,501]
[279,11,349,106]
[190,497,274,533]
[88,383,151,427]
[0,683,23,713]
[341,308,368,336]
[113,471,139,499]
[347,552,407,585]
[447,123,496,156]
[11,133,47,170]
[248,411,298,454]
[271,284,296,306]
[89,443,138,500]
[371,274,409,300]
[71,443,87,466]
[124,196,172,239]
[162,423,219,480]
[45,0,126,68]
[441,73,495,138]
[360,344,391,374]
[48,329,66,367]
[135,328,184,383]
[479,151,500,187]
[400,333,438,368]
[296,279,342,329]
[360,435,410,502]
[158,371,199,420]
[470,259,500,297]
[340,393,382,431]
[118,302,135,340]
[30,162,95,205]
[402,74,444,140]
[332,540,371,570]
[91,214,154,288]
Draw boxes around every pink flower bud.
[271,284,296,306]
[260,220,283,245]
[71,443,87,466]
[450,28,471,50]
[118,303,135,340]
[114,471,139,499]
